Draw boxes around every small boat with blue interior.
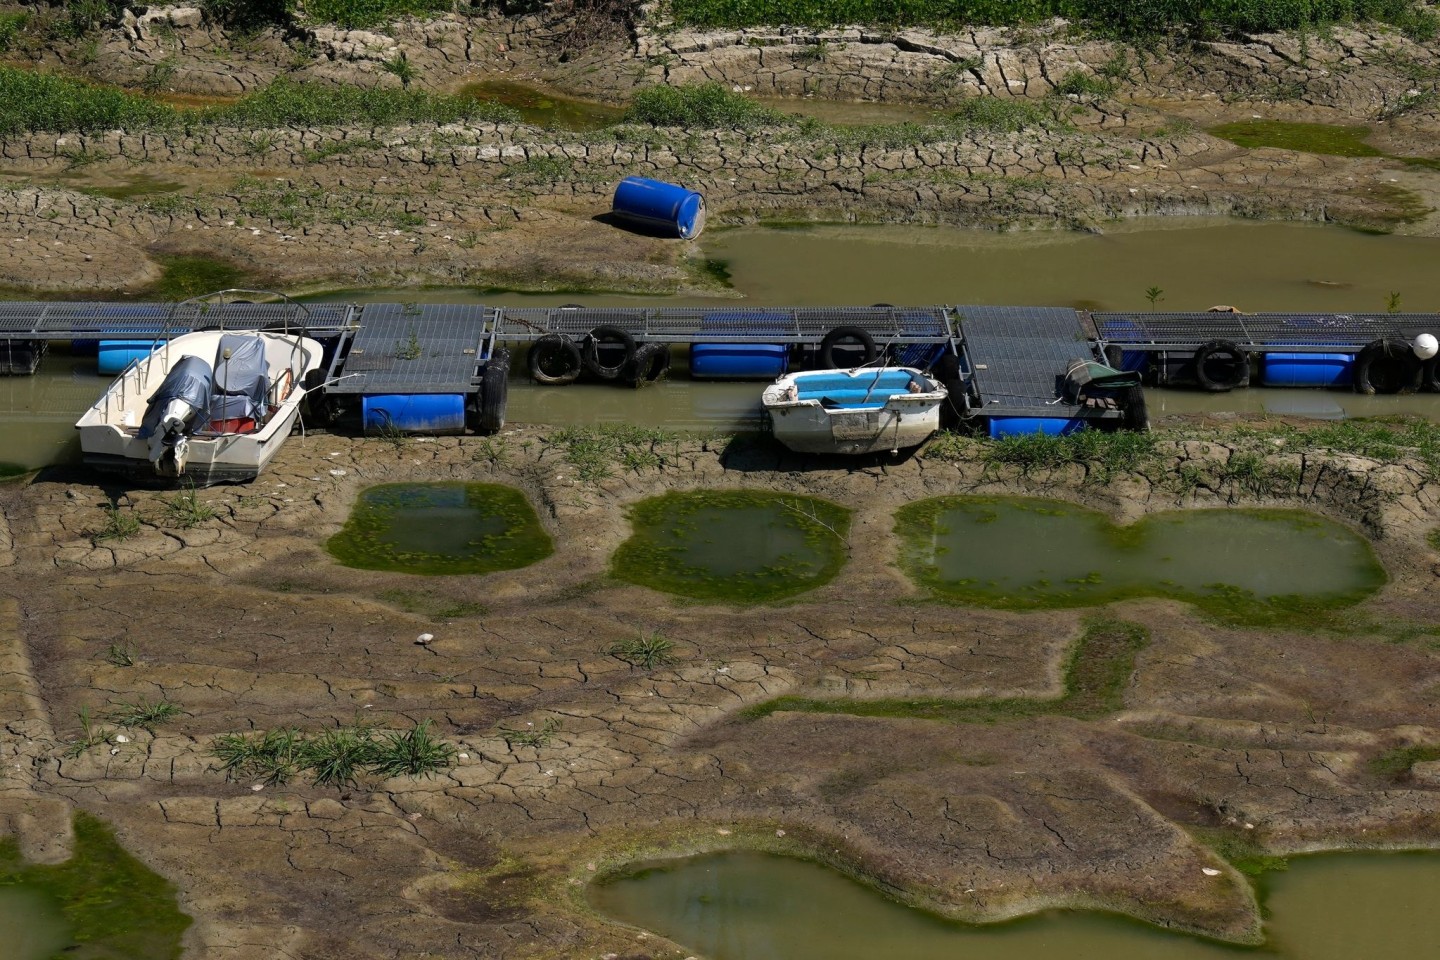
[762,365,948,454]
[76,328,324,485]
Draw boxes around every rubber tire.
[819,325,878,369]
[1122,384,1150,432]
[477,348,510,433]
[1104,344,1123,369]
[1423,356,1440,393]
[582,325,636,380]
[1355,338,1423,395]
[627,342,671,387]
[1192,339,1249,392]
[528,334,582,385]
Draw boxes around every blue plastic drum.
[611,177,706,239]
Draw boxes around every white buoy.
[416,633,434,645]
[1413,333,1438,360]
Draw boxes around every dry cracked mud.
[3,424,1440,958]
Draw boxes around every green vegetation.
[612,490,852,603]
[107,697,182,732]
[668,0,1438,40]
[378,588,489,619]
[160,487,218,529]
[105,642,136,667]
[151,255,247,301]
[544,424,689,482]
[326,482,554,576]
[212,719,457,786]
[500,716,562,748]
[89,501,141,543]
[0,811,192,960]
[1369,742,1440,779]
[608,630,679,669]
[0,68,519,137]
[627,82,788,129]
[742,618,1148,722]
[1192,826,1290,875]
[305,0,454,28]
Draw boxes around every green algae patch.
[150,255,249,301]
[1210,120,1384,157]
[327,482,553,576]
[0,811,192,960]
[894,497,1385,625]
[612,490,851,602]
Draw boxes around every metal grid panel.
[0,300,355,338]
[1094,312,1440,351]
[494,305,958,344]
[327,303,493,394]
[958,305,1091,415]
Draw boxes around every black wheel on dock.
[627,342,671,387]
[819,325,878,369]
[582,325,636,380]
[477,348,510,433]
[1355,338,1422,395]
[1423,357,1440,393]
[1122,384,1150,432]
[528,334,582,385]
[1192,339,1249,392]
[1104,344,1123,369]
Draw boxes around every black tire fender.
[476,347,510,433]
[528,334,582,385]
[1192,339,1249,392]
[582,325,636,380]
[1423,356,1440,393]
[819,325,878,369]
[1355,338,1423,395]
[1122,384,1150,432]
[627,342,671,387]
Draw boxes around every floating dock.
[2,295,1438,436]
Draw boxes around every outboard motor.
[139,355,213,477]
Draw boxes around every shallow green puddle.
[894,497,1384,621]
[612,490,851,602]
[327,482,553,575]
[1209,120,1384,157]
[590,850,1440,960]
[0,812,191,960]
[459,80,624,130]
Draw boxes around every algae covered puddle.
[589,850,1440,960]
[327,482,552,575]
[612,490,850,602]
[1,812,191,960]
[894,497,1384,620]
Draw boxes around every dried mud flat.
[2,426,1440,959]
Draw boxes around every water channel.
[589,850,1440,960]
[5,219,1440,469]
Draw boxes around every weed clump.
[212,720,457,787]
[626,82,788,129]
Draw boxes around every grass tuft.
[608,630,678,670]
[211,721,457,786]
[107,697,182,732]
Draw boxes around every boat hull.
[762,367,946,455]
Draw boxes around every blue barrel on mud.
[362,394,466,435]
[689,343,788,379]
[97,340,159,375]
[1260,352,1355,388]
[611,177,706,239]
[987,416,1086,438]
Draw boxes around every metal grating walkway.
[494,305,958,344]
[325,303,498,395]
[1094,312,1440,353]
[958,305,1096,416]
[0,300,357,339]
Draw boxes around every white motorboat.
[762,366,947,455]
[76,329,324,485]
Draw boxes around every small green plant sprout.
[1385,291,1403,314]
[1144,285,1165,308]
[370,719,456,778]
[161,486,217,528]
[107,697,182,733]
[500,717,561,749]
[91,500,141,543]
[381,51,414,88]
[105,642,135,667]
[396,325,422,360]
[62,706,112,759]
[608,630,677,670]
[212,727,305,785]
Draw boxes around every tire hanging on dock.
[819,325,878,369]
[932,352,969,429]
[627,342,671,387]
[474,348,510,434]
[1121,384,1150,433]
[1192,339,1249,392]
[528,334,582,385]
[1423,356,1440,394]
[1354,338,1423,395]
[582,325,636,380]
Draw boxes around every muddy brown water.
[589,850,1440,960]
[6,219,1440,468]
[0,887,70,960]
